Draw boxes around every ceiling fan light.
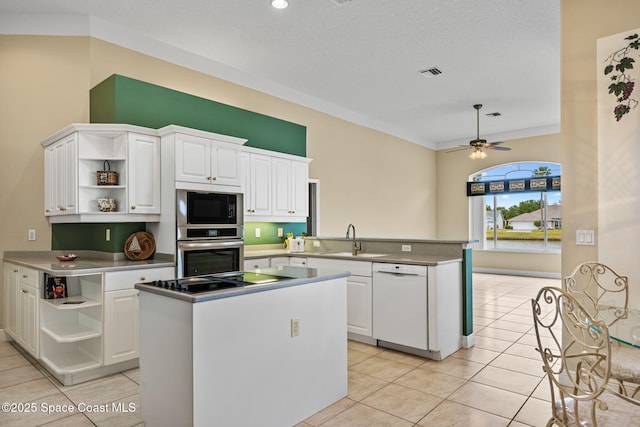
[469,148,487,160]
[271,0,289,9]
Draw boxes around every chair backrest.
[532,286,612,426]
[564,262,629,326]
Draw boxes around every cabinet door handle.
[212,176,217,181]
[140,277,146,281]
[131,205,136,210]
[13,269,18,273]
[22,274,28,279]
[22,289,28,294]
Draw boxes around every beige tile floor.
[0,273,558,426]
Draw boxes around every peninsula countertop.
[245,248,462,267]
[3,251,174,275]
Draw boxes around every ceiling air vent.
[418,67,443,78]
[331,0,353,5]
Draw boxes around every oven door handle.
[177,240,244,250]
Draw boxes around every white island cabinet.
[137,268,348,427]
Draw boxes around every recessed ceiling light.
[271,0,289,9]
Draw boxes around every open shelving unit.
[77,132,128,214]
[39,274,103,374]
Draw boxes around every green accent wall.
[462,248,473,336]
[52,223,146,253]
[244,222,307,246]
[90,74,307,156]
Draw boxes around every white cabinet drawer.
[307,258,372,277]
[244,258,270,270]
[18,267,39,288]
[104,267,174,291]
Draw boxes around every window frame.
[469,161,562,253]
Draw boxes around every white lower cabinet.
[244,257,270,270]
[289,257,308,267]
[18,281,40,358]
[104,289,139,366]
[270,257,290,268]
[3,262,174,385]
[4,264,19,341]
[306,258,373,338]
[4,263,40,358]
[103,267,174,366]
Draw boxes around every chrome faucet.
[345,223,362,255]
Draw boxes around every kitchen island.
[135,266,349,427]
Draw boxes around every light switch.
[576,230,595,246]
[255,227,261,238]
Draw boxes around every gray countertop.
[135,266,351,303]
[245,249,462,266]
[3,251,174,275]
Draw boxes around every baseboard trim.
[472,268,560,279]
[0,329,9,342]
[462,333,475,349]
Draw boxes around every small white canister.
[288,237,305,253]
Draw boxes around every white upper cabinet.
[241,151,272,217]
[272,157,309,219]
[241,147,311,223]
[128,133,161,214]
[41,124,161,223]
[44,133,77,216]
[175,133,242,187]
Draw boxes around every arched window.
[468,162,561,252]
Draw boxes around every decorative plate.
[124,232,156,260]
[56,254,78,262]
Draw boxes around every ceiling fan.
[447,104,511,159]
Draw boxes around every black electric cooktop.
[146,272,290,294]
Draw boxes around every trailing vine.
[604,33,639,121]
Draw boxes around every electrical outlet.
[106,228,111,241]
[255,227,261,238]
[277,227,283,237]
[291,318,300,337]
[401,244,412,252]
[28,229,36,241]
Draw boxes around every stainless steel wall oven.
[176,190,243,278]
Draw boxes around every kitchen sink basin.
[322,252,387,258]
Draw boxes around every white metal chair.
[532,286,640,426]
[565,262,640,398]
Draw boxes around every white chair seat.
[555,392,640,426]
[611,344,640,383]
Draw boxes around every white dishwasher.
[372,263,429,350]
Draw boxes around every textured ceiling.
[0,0,560,150]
